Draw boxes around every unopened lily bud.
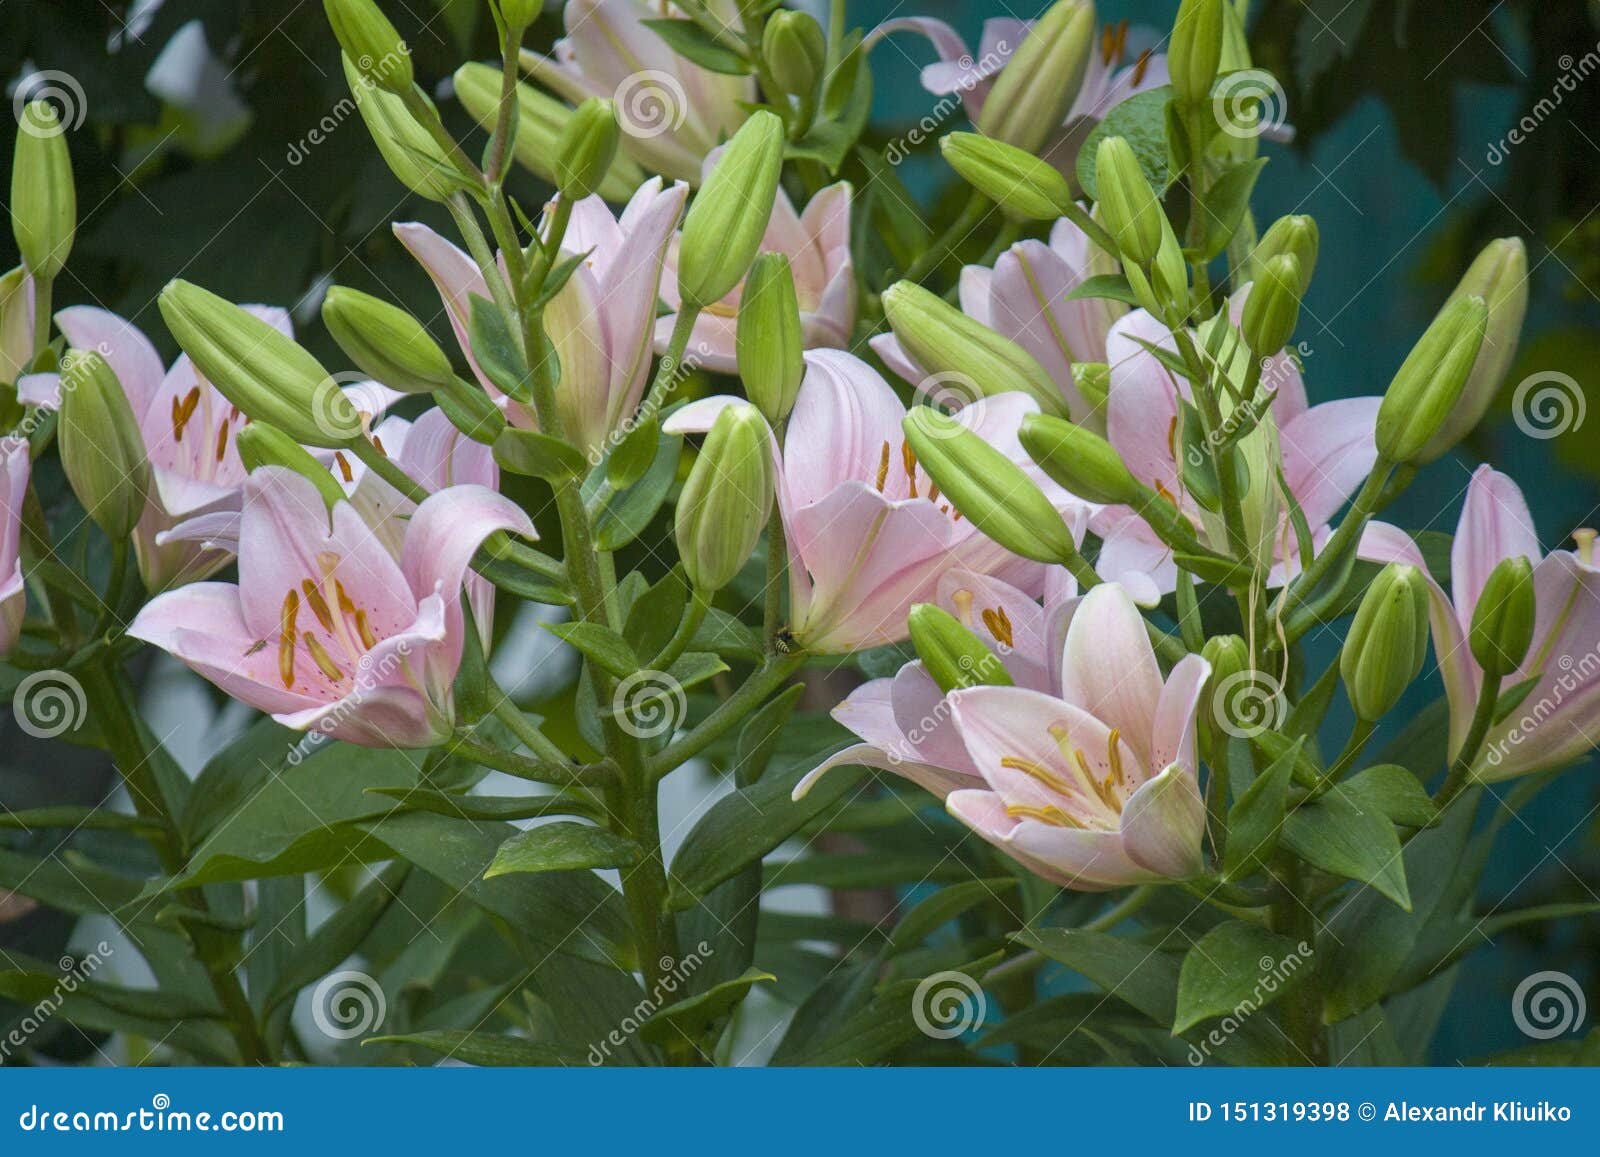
[323,286,452,394]
[1018,412,1140,505]
[236,423,347,510]
[1375,294,1487,465]
[677,111,784,309]
[1072,362,1110,414]
[555,98,620,201]
[0,267,34,382]
[1253,214,1318,290]
[160,279,359,449]
[940,133,1072,221]
[324,0,412,93]
[1468,555,1535,678]
[455,64,643,202]
[908,603,1014,694]
[903,408,1078,565]
[1419,237,1528,457]
[881,281,1067,417]
[1170,0,1225,106]
[1199,633,1250,739]
[977,0,1096,155]
[737,254,804,423]
[1341,563,1430,722]
[497,0,542,29]
[1095,136,1164,264]
[675,403,773,592]
[1149,218,1190,315]
[345,54,457,202]
[11,103,76,279]
[57,350,149,540]
[1241,254,1302,356]
[763,9,827,101]
[434,377,507,445]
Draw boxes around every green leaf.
[0,806,162,834]
[493,426,589,481]
[545,620,641,679]
[665,650,729,693]
[485,821,641,877]
[667,757,864,910]
[1222,737,1301,880]
[1283,790,1410,910]
[361,811,635,969]
[366,786,603,822]
[732,683,805,788]
[884,879,1017,958]
[1173,921,1310,1033]
[1076,86,1175,201]
[1062,273,1142,306]
[622,568,688,659]
[642,18,752,75]
[1336,765,1438,828]
[638,967,775,1046]
[261,862,408,1016]
[467,294,533,401]
[1012,928,1177,1024]
[369,1030,580,1066]
[0,847,142,916]
[785,38,873,173]
[763,852,972,891]
[590,430,682,551]
[1190,157,1269,260]
[691,606,762,661]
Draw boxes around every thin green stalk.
[485,23,522,184]
[447,194,518,322]
[647,652,806,778]
[486,676,576,769]
[638,305,702,427]
[30,274,52,362]
[1319,717,1376,790]
[400,85,486,188]
[900,190,989,285]
[763,504,788,651]
[1269,857,1326,1065]
[1437,677,1502,807]
[449,732,612,788]
[650,587,709,673]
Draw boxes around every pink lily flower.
[0,437,30,656]
[656,167,854,374]
[871,214,1121,425]
[1360,466,1600,782]
[396,178,687,457]
[663,349,1087,654]
[129,467,533,748]
[20,306,394,592]
[1092,301,1381,603]
[520,0,755,184]
[797,582,1212,891]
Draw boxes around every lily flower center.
[999,725,1134,831]
[871,438,963,523]
[273,551,383,694]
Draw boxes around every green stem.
[638,305,703,426]
[486,677,575,769]
[447,194,518,322]
[30,274,52,363]
[900,190,989,285]
[647,653,806,778]
[1269,857,1326,1065]
[649,587,709,673]
[484,24,521,184]
[1273,465,1393,642]
[1437,676,1502,806]
[449,732,612,788]
[1320,717,1376,790]
[763,503,788,651]
[400,85,486,188]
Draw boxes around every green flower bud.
[1241,253,1302,356]
[1071,362,1110,415]
[1199,632,1250,739]
[1468,555,1535,677]
[1341,563,1430,722]
[497,0,542,29]
[57,350,149,540]
[737,253,804,423]
[1018,412,1141,505]
[1201,634,1250,689]
[324,0,412,93]
[675,403,773,592]
[236,423,347,510]
[555,98,621,201]
[160,279,360,449]
[902,408,1077,565]
[1170,0,1225,106]
[881,281,1067,418]
[455,64,644,202]
[345,54,458,202]
[322,286,453,394]
[0,266,35,382]
[1252,214,1318,290]
[763,9,827,101]
[908,603,1014,694]
[1419,237,1528,457]
[10,103,76,279]
[977,0,1096,155]
[939,132,1073,221]
[1149,217,1190,315]
[1095,136,1164,265]
[1375,294,1488,465]
[677,111,785,309]
[434,376,507,446]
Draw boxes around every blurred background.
[1,0,1596,1063]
